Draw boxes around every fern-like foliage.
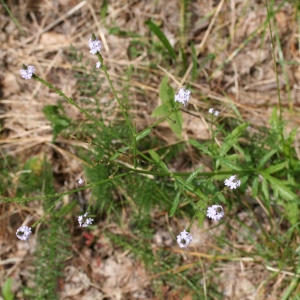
[32,216,71,299]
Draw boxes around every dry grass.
[0,0,300,299]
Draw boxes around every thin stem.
[98,54,134,135]
[265,0,282,122]
[33,74,129,146]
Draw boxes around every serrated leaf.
[145,20,176,60]
[136,128,152,141]
[219,123,249,157]
[263,173,297,201]
[263,161,287,174]
[187,167,203,182]
[169,191,181,217]
[257,149,277,169]
[261,177,269,201]
[217,157,242,171]
[169,167,204,217]
[188,139,212,156]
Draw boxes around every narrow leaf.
[149,150,169,173]
[188,139,212,156]
[257,149,277,169]
[169,192,181,217]
[263,161,287,174]
[136,128,152,141]
[219,123,249,157]
[263,173,297,201]
[109,146,129,161]
[145,20,176,59]
[217,157,242,171]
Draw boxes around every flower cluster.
[206,205,224,221]
[89,37,102,55]
[208,108,220,116]
[16,226,32,241]
[224,175,241,189]
[175,87,191,106]
[20,65,35,79]
[176,230,193,248]
[78,212,94,227]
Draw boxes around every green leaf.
[151,104,169,117]
[263,161,287,174]
[43,105,71,142]
[219,123,249,157]
[285,201,299,226]
[188,139,212,156]
[169,191,181,217]
[109,146,130,161]
[185,167,204,186]
[158,77,183,138]
[148,150,169,173]
[261,177,269,201]
[169,167,204,217]
[168,110,183,139]
[136,128,152,141]
[145,20,176,60]
[2,277,14,300]
[262,173,297,201]
[252,176,259,197]
[159,77,174,108]
[217,157,242,171]
[257,149,277,169]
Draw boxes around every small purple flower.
[224,175,241,190]
[207,205,224,221]
[176,230,193,248]
[89,37,102,55]
[175,87,191,106]
[20,65,35,79]
[96,62,101,68]
[16,226,32,240]
[78,212,94,227]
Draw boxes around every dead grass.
[0,0,300,299]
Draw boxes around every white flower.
[89,38,102,55]
[175,87,191,106]
[208,108,220,116]
[77,178,84,185]
[176,230,193,248]
[224,175,241,189]
[206,205,224,221]
[20,65,35,79]
[96,62,101,68]
[78,212,94,227]
[16,226,32,240]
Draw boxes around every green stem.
[33,74,129,146]
[98,54,134,135]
